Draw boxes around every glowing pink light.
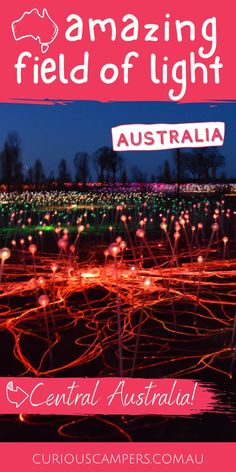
[108,243,121,257]
[29,244,37,255]
[51,263,58,273]
[58,239,68,250]
[38,294,49,308]
[0,247,11,261]
[136,229,145,239]
[37,276,45,286]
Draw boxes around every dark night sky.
[0,100,235,179]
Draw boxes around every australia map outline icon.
[12,8,59,53]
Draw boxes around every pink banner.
[0,377,221,415]
[0,0,235,103]
[0,442,234,471]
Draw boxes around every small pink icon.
[12,8,59,53]
[6,381,29,408]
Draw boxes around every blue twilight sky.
[0,100,235,179]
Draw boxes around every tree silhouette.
[25,167,33,184]
[121,169,128,184]
[58,158,71,182]
[184,148,225,181]
[172,148,225,182]
[172,149,186,182]
[93,147,123,183]
[161,160,172,182]
[74,152,90,184]
[93,149,106,182]
[48,171,55,184]
[130,165,147,183]
[109,149,123,183]
[0,131,23,185]
[33,159,45,185]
